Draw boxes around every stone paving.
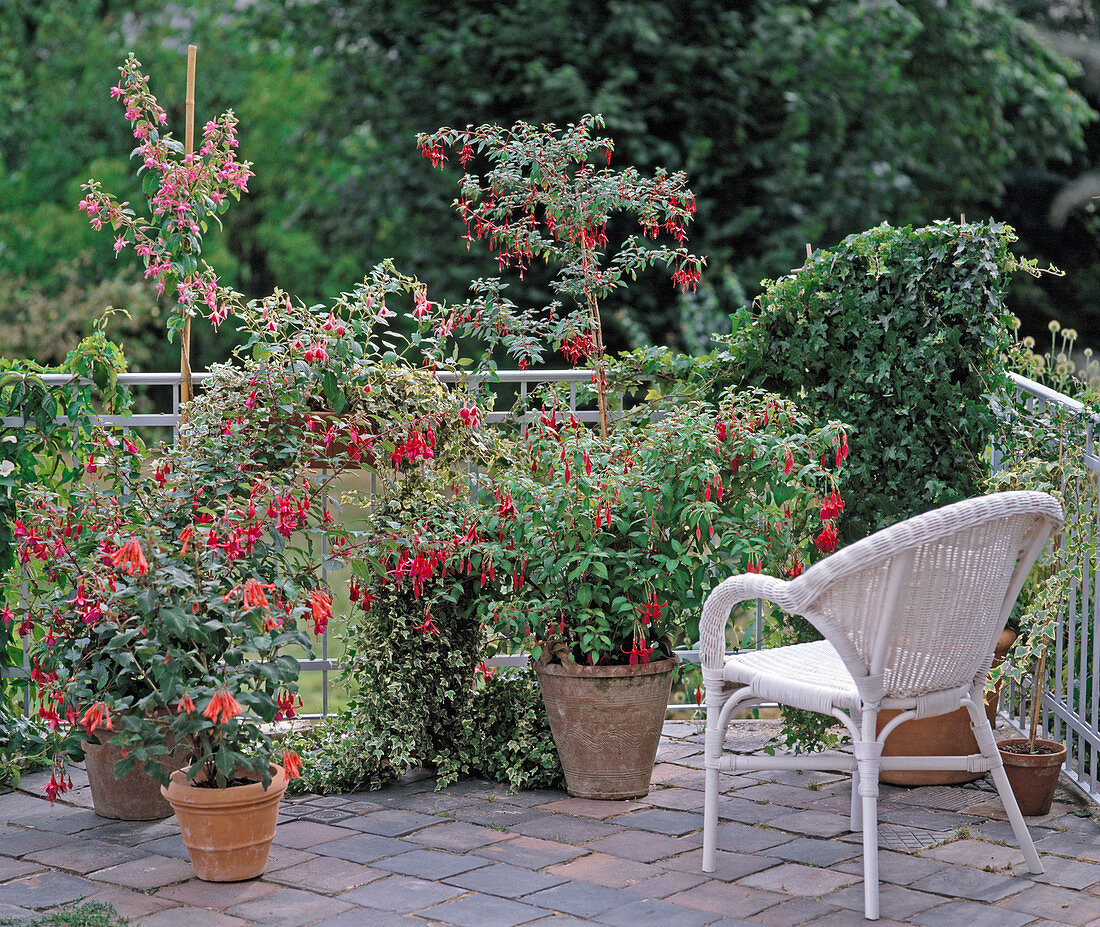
[2,720,1100,925]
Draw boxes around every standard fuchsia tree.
[78,54,252,342]
[416,115,705,438]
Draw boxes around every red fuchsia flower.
[815,525,840,554]
[42,768,73,802]
[413,612,440,636]
[477,662,495,682]
[496,491,518,519]
[80,702,113,736]
[636,592,667,626]
[177,692,195,715]
[783,449,794,476]
[203,688,243,725]
[274,690,302,722]
[819,491,845,521]
[458,404,481,428]
[178,526,194,555]
[786,557,805,578]
[562,332,596,365]
[308,590,332,636]
[282,749,302,780]
[109,539,149,576]
[623,634,657,665]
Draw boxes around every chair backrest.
[789,491,1063,701]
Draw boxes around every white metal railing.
[999,372,1100,804]
[8,369,1100,780]
[4,369,710,715]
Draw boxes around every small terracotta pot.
[536,656,675,800]
[83,727,192,821]
[999,738,1067,816]
[877,628,1016,786]
[162,763,287,881]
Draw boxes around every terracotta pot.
[162,763,287,881]
[83,727,192,821]
[536,656,675,800]
[999,738,1067,816]
[877,628,1016,786]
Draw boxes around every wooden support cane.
[179,45,197,436]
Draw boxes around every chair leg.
[855,709,884,921]
[702,684,727,873]
[850,764,863,832]
[966,698,1044,874]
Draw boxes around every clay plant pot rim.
[537,656,678,679]
[997,738,1068,763]
[161,763,286,807]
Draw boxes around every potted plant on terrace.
[412,117,851,797]
[228,259,473,471]
[986,327,1095,814]
[9,370,340,876]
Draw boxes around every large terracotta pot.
[162,763,287,881]
[83,727,191,821]
[536,656,675,800]
[999,738,1067,816]
[876,628,1016,786]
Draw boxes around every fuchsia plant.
[416,115,705,437]
[341,120,852,673]
[8,367,362,797]
[79,54,251,339]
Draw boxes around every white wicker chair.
[699,491,1064,921]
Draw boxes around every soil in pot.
[876,628,1016,786]
[83,727,192,821]
[162,763,287,881]
[999,737,1067,816]
[536,656,675,800]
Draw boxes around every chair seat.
[725,639,861,715]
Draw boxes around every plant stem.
[588,291,609,440]
[1028,643,1047,753]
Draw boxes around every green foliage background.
[1,0,1097,367]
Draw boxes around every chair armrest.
[699,573,790,671]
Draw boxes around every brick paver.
[266,855,387,892]
[443,860,565,898]
[3,725,1100,927]
[425,893,547,927]
[737,861,853,897]
[154,876,281,909]
[339,873,464,912]
[524,881,641,918]
[0,870,102,909]
[223,886,354,926]
[90,853,195,890]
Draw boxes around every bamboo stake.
[179,45,197,434]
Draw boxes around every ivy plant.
[730,219,1037,542]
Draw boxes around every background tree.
[0,0,1094,367]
